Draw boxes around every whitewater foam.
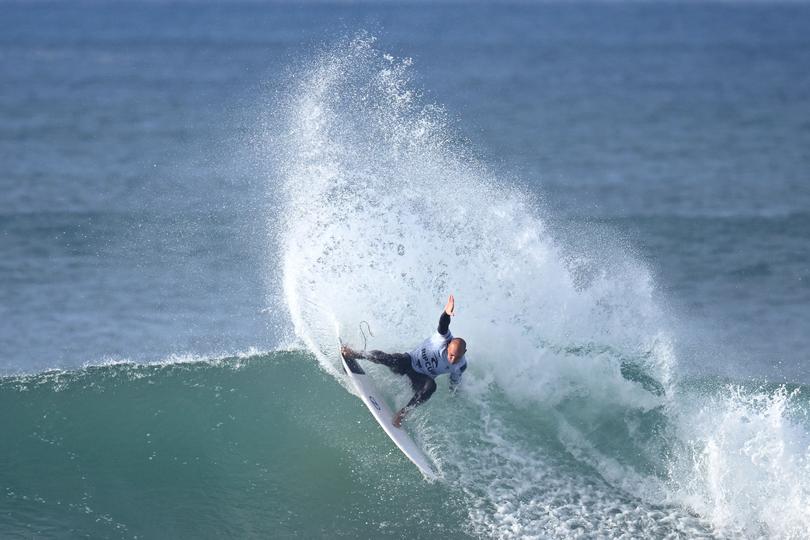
[669,384,810,537]
[270,34,810,538]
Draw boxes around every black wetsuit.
[360,311,463,410]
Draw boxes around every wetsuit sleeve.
[438,311,451,336]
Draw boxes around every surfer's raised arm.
[438,295,454,336]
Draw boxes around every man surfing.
[341,294,468,427]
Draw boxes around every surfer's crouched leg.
[405,373,437,409]
[365,351,412,375]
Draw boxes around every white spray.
[268,34,810,538]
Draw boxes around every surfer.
[341,295,467,427]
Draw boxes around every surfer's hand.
[392,409,406,428]
[341,345,358,359]
[444,294,455,316]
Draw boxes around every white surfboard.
[338,338,437,480]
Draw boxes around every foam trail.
[269,34,810,538]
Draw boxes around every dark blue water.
[3,1,807,377]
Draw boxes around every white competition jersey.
[409,331,466,383]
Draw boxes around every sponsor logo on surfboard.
[368,396,381,411]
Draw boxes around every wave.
[4,350,808,538]
[267,34,810,538]
[1,351,481,538]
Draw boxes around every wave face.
[4,354,808,539]
[272,36,810,538]
[0,354,471,538]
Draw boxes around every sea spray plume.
[267,34,810,538]
[272,34,681,531]
[275,34,674,395]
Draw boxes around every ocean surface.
[2,1,809,538]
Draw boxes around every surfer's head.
[447,338,466,363]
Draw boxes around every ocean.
[1,1,809,538]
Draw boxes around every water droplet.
[397,244,405,256]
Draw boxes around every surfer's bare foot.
[392,409,406,428]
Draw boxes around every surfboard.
[338,338,437,480]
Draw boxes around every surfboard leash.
[359,321,374,351]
